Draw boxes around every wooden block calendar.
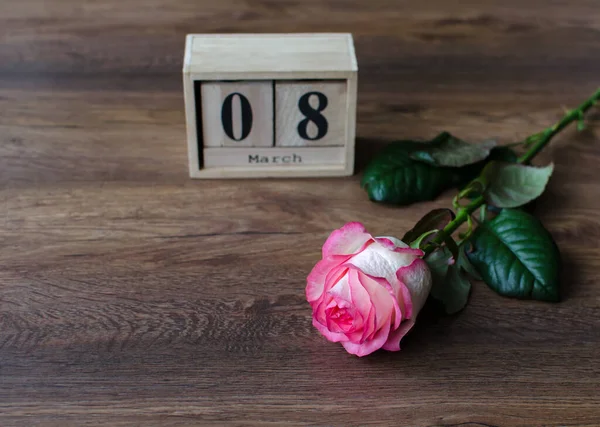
[182,33,358,178]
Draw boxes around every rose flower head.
[306,222,432,357]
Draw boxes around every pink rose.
[306,222,432,357]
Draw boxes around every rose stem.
[423,86,600,256]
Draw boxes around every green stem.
[423,196,483,255]
[423,87,600,256]
[519,87,600,164]
[446,199,481,237]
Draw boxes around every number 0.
[221,93,253,141]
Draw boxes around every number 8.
[297,92,329,141]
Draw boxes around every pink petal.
[327,271,351,302]
[375,236,424,257]
[396,258,432,317]
[322,222,373,258]
[392,246,424,256]
[345,315,366,342]
[356,270,395,333]
[342,320,392,357]
[371,265,410,326]
[359,305,377,343]
[397,279,413,321]
[306,255,348,303]
[313,295,333,326]
[381,318,416,351]
[313,317,349,343]
[356,270,403,331]
[325,310,347,334]
[346,268,372,318]
[346,268,375,342]
[374,237,398,250]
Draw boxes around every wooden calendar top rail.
[183,33,357,79]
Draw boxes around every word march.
[248,153,302,164]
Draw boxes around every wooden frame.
[182,33,358,178]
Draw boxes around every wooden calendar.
[182,33,358,178]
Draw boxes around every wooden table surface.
[1,1,599,426]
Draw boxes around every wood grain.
[1,0,599,425]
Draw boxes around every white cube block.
[183,33,358,178]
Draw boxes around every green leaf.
[457,245,481,280]
[426,247,451,286]
[482,162,554,208]
[410,132,497,167]
[441,233,459,260]
[361,139,519,206]
[361,142,474,205]
[441,265,472,314]
[426,248,472,314]
[466,209,561,302]
[402,208,455,244]
[452,146,519,201]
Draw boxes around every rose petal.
[376,236,424,257]
[349,240,418,284]
[322,222,373,258]
[328,272,351,304]
[313,266,350,323]
[326,307,352,334]
[358,270,403,330]
[356,270,395,334]
[396,279,413,321]
[346,268,372,318]
[346,269,379,342]
[313,317,349,343]
[306,255,349,303]
[344,308,366,341]
[381,318,416,351]
[313,294,333,325]
[391,246,424,256]
[342,320,392,357]
[375,237,399,250]
[396,258,432,317]
[346,268,375,342]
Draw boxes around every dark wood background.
[1,0,599,425]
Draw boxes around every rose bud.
[306,222,432,357]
